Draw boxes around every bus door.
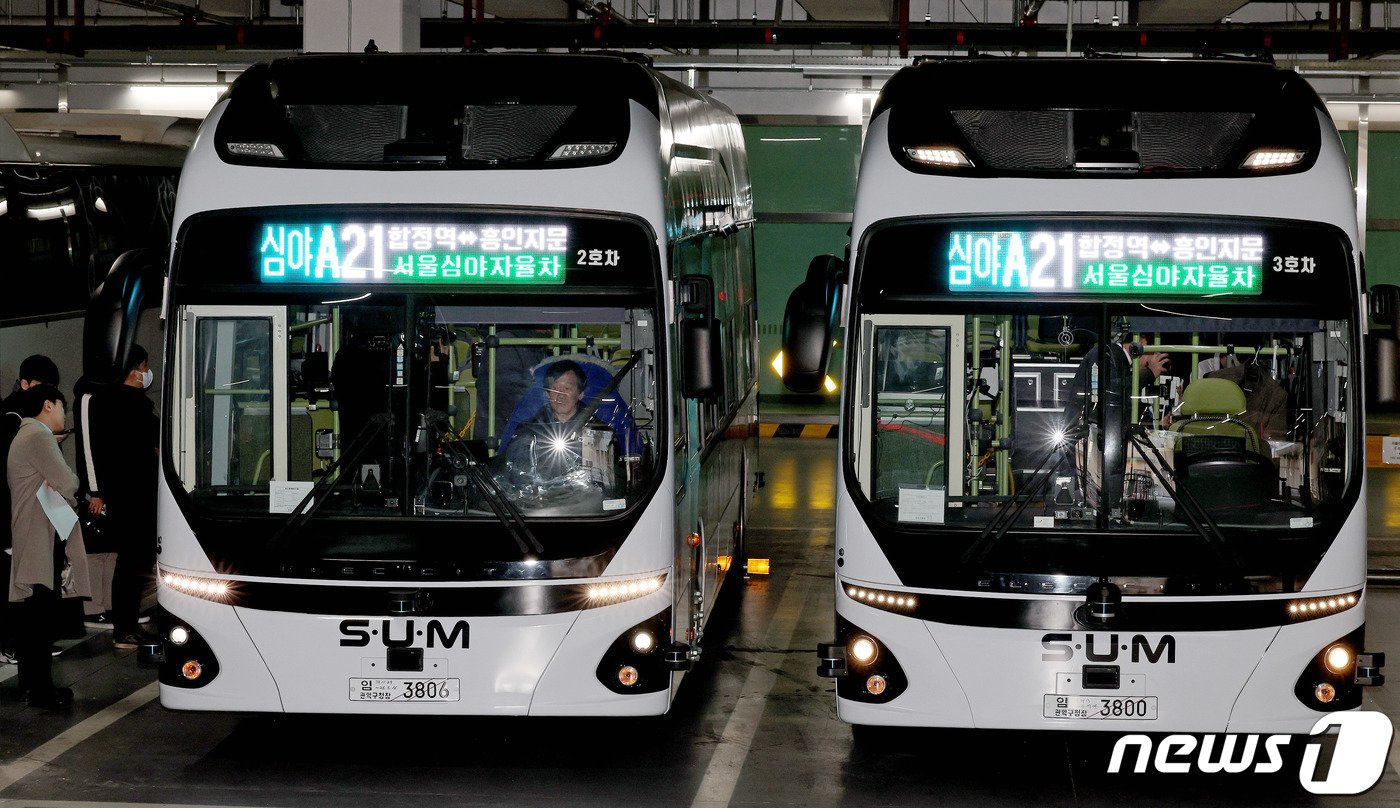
[855,314,964,525]
[174,305,288,497]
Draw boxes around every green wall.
[1345,130,1400,287]
[743,124,861,411]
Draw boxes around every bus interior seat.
[1167,378,1262,455]
[1176,448,1278,511]
[1168,378,1276,509]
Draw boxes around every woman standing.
[8,384,91,708]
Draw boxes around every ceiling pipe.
[5,18,1400,59]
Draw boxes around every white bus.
[787,57,1386,732]
[0,112,183,388]
[104,52,759,715]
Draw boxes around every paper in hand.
[37,483,78,540]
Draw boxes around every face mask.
[140,368,153,389]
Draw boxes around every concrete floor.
[0,438,1398,807]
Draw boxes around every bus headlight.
[1324,644,1354,674]
[153,610,221,689]
[584,574,667,607]
[849,636,877,664]
[1293,625,1366,712]
[834,617,908,703]
[160,570,236,604]
[595,609,674,695]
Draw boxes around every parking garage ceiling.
[0,2,1381,55]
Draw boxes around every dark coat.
[78,383,157,504]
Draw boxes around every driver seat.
[1168,378,1262,457]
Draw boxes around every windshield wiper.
[1125,425,1245,577]
[959,422,1086,570]
[425,411,545,556]
[268,412,393,554]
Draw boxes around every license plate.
[349,678,460,702]
[1043,695,1158,720]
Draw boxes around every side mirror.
[84,248,165,384]
[678,274,723,400]
[781,255,846,393]
[1371,284,1400,331]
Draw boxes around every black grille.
[950,109,1257,173]
[285,105,407,163]
[1138,111,1254,171]
[462,104,576,162]
[952,109,1072,170]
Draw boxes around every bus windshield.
[851,217,1358,549]
[168,208,662,524]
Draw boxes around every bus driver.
[504,359,633,485]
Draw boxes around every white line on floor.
[0,802,278,808]
[0,681,159,792]
[689,570,815,808]
[1391,719,1400,779]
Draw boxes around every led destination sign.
[258,222,598,285]
[947,230,1268,296]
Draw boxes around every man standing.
[83,346,158,651]
[1061,332,1170,515]
[8,384,91,708]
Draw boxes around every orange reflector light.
[618,665,639,687]
[181,660,203,681]
[866,674,887,696]
[745,558,770,575]
[717,555,733,572]
[687,532,702,548]
[1315,682,1336,703]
